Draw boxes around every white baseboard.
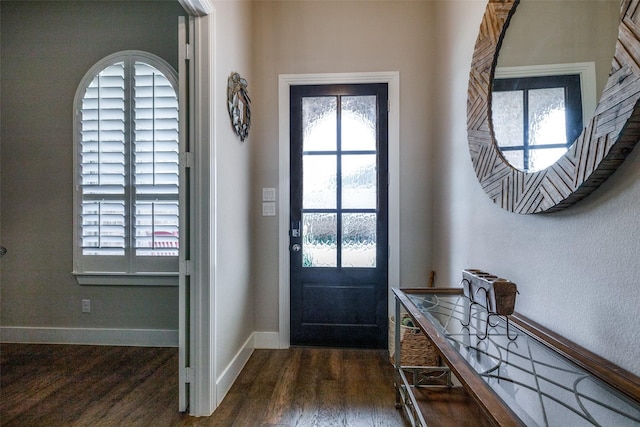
[216,333,255,406]
[213,331,282,407]
[0,328,280,350]
[254,331,281,349]
[0,326,178,347]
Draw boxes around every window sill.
[74,272,178,287]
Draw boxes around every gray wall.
[1,1,186,334]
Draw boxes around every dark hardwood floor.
[0,344,183,426]
[1,344,408,426]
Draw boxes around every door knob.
[291,244,301,252]
[0,246,6,258]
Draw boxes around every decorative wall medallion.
[227,72,251,142]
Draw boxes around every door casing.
[278,72,400,349]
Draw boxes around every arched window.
[73,51,179,282]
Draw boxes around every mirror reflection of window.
[492,74,583,172]
[490,0,618,174]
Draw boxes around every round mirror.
[467,0,640,213]
[492,0,619,173]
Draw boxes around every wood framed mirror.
[467,0,640,213]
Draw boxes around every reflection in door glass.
[501,150,524,170]
[303,155,336,209]
[528,88,568,171]
[341,96,376,151]
[530,148,568,170]
[529,88,566,146]
[342,154,376,209]
[342,213,376,267]
[302,97,337,152]
[492,91,524,148]
[302,213,337,267]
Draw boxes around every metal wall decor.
[467,0,640,213]
[227,72,251,142]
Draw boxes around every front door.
[290,83,388,348]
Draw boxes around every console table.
[393,287,640,426]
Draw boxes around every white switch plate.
[262,202,276,216]
[262,187,276,202]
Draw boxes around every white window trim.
[75,272,178,286]
[494,62,597,126]
[72,50,180,286]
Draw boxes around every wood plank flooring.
[1,344,408,427]
[1,344,184,426]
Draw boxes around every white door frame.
[278,72,401,349]
[189,12,216,417]
[177,15,190,413]
[178,0,216,417]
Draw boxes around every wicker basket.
[389,314,440,367]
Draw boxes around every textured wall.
[431,0,640,376]
[211,0,256,379]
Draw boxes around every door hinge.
[184,43,193,61]
[180,152,194,169]
[181,367,194,384]
[181,260,193,276]
[387,99,391,112]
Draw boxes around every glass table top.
[402,292,640,427]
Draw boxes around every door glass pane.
[492,90,524,148]
[303,213,337,267]
[529,87,567,146]
[341,96,376,151]
[303,155,336,209]
[342,213,376,267]
[303,96,337,152]
[529,147,569,172]
[501,150,524,170]
[342,154,376,209]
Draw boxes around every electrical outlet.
[81,299,91,313]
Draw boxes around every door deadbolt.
[291,221,301,238]
[291,244,301,252]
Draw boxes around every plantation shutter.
[133,61,180,256]
[80,62,127,256]
[76,52,179,274]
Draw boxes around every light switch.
[262,187,276,202]
[262,202,276,216]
